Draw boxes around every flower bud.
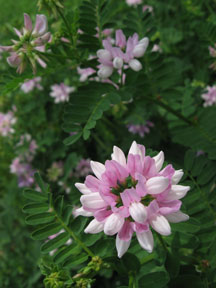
[133,38,149,58]
[113,57,123,69]
[129,59,142,71]
[97,65,113,79]
[97,49,112,61]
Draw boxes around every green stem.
[129,272,136,288]
[55,5,73,44]
[51,198,94,257]
[156,233,169,253]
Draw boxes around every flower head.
[75,141,190,258]
[127,121,154,137]
[0,13,51,73]
[97,30,149,79]
[201,86,216,107]
[0,110,16,137]
[21,77,43,93]
[10,157,35,187]
[50,83,75,103]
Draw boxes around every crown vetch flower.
[97,29,149,79]
[127,121,154,138]
[21,77,43,93]
[75,141,190,258]
[201,86,216,107]
[50,83,75,103]
[0,110,16,137]
[0,13,51,74]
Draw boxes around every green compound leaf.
[23,189,48,202]
[139,272,170,288]
[31,223,62,240]
[53,244,82,264]
[41,232,70,254]
[25,212,55,225]
[23,202,49,214]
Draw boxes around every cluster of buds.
[47,161,63,182]
[127,121,154,138]
[97,29,149,79]
[0,13,51,74]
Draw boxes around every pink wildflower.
[10,157,35,187]
[75,141,190,258]
[201,86,216,107]
[0,110,16,137]
[50,83,75,103]
[21,77,43,93]
[77,67,96,82]
[0,13,51,73]
[97,29,149,79]
[127,121,154,137]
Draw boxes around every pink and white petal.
[135,173,147,197]
[75,183,92,194]
[159,200,182,215]
[73,207,93,218]
[104,213,124,235]
[165,211,189,223]
[146,176,169,194]
[85,175,100,192]
[80,193,107,210]
[172,169,184,184]
[150,214,171,236]
[153,151,164,172]
[94,209,112,222]
[90,161,106,180]
[33,14,48,36]
[116,235,131,258]
[165,185,190,201]
[35,56,47,68]
[111,146,127,167]
[24,13,32,32]
[118,220,133,241]
[84,219,104,233]
[129,202,147,224]
[136,230,154,253]
[13,28,22,38]
[128,141,140,156]
[120,188,140,207]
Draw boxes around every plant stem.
[55,5,73,44]
[129,272,136,288]
[50,196,94,257]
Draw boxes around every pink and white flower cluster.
[201,86,216,107]
[10,134,37,187]
[97,29,149,79]
[50,83,75,103]
[75,141,190,258]
[127,121,154,138]
[21,77,43,93]
[0,110,16,137]
[0,14,51,73]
